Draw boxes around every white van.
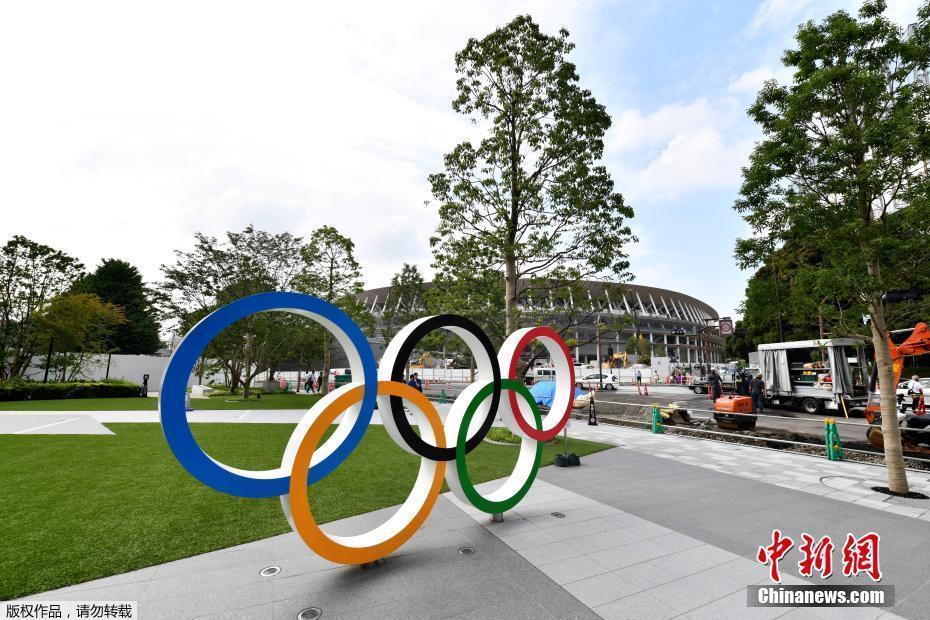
[527,367,558,384]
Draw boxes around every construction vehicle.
[864,322,930,455]
[714,394,756,430]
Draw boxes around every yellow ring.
[288,381,446,564]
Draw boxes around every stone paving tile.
[516,540,584,566]
[594,590,678,619]
[568,422,930,522]
[681,589,790,620]
[588,538,671,571]
[536,554,612,585]
[562,570,641,608]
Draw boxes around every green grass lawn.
[0,422,611,599]
[0,391,323,411]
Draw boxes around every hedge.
[0,380,142,401]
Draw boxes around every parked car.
[896,377,930,412]
[576,373,619,390]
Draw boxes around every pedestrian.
[750,372,766,413]
[635,369,642,385]
[652,369,660,384]
[709,369,722,402]
[408,372,423,392]
[305,371,314,393]
[907,375,924,412]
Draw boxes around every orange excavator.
[865,322,930,455]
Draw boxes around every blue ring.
[159,291,377,498]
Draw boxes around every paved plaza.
[13,418,930,619]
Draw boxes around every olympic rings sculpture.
[159,292,576,564]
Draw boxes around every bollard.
[824,418,844,461]
[588,395,598,426]
[651,405,664,434]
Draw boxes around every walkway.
[14,425,930,618]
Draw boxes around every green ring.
[456,378,543,513]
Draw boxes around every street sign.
[719,318,733,336]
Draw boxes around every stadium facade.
[359,280,725,366]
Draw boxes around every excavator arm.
[865,322,930,453]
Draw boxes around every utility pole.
[596,316,603,391]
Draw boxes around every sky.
[0,0,925,320]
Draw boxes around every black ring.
[389,314,501,461]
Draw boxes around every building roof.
[360,280,718,324]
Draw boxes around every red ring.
[506,327,575,441]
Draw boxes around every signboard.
[719,317,733,336]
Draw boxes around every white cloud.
[747,0,814,35]
[607,95,753,204]
[727,64,794,94]
[608,99,729,153]
[0,0,597,289]
[630,127,753,201]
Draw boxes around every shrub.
[486,427,521,444]
[0,379,142,401]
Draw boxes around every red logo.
[758,530,881,583]
[757,529,794,583]
[842,532,882,582]
[798,534,834,579]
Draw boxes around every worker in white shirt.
[907,375,924,412]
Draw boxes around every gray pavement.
[569,422,930,521]
[13,422,930,618]
[21,495,594,620]
[540,435,930,618]
[0,414,113,434]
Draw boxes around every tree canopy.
[429,15,635,337]
[0,235,84,379]
[74,259,161,354]
[734,0,930,492]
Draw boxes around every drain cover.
[819,476,865,491]
[458,545,476,556]
[259,566,280,577]
[297,608,322,620]
[551,511,566,519]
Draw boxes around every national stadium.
[360,280,725,366]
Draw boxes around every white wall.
[24,354,224,392]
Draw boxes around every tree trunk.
[242,333,253,400]
[867,292,909,494]
[321,331,331,395]
[504,258,518,336]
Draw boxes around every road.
[586,385,879,446]
[425,382,875,447]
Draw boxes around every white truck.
[750,338,870,414]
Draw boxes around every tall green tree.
[734,0,930,493]
[74,259,161,354]
[160,226,307,398]
[0,236,84,379]
[429,15,635,338]
[296,226,371,394]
